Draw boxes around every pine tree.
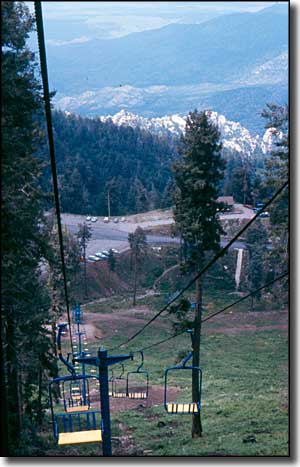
[76,222,92,297]
[245,220,268,307]
[173,110,225,437]
[128,227,148,305]
[107,249,116,290]
[1,1,55,453]
[261,104,288,301]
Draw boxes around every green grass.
[109,329,288,456]
[51,286,288,457]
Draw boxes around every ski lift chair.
[49,374,102,445]
[164,330,202,414]
[110,364,128,398]
[126,351,149,399]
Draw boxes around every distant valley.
[39,3,288,136]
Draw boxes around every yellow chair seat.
[166,403,199,413]
[66,405,89,413]
[128,392,147,399]
[113,392,127,398]
[58,429,102,445]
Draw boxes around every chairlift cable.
[34,1,74,353]
[109,180,288,351]
[130,271,288,353]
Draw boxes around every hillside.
[38,111,177,215]
[45,5,288,92]
[43,4,288,134]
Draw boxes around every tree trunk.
[6,313,22,450]
[51,319,60,401]
[192,276,203,438]
[133,253,137,306]
[83,241,87,297]
[37,363,43,425]
[1,317,9,456]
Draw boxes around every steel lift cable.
[130,270,288,353]
[34,1,74,353]
[109,180,288,351]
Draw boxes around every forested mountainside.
[38,111,177,215]
[38,110,267,216]
[43,3,288,135]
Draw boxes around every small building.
[217,196,235,212]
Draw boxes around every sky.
[26,1,282,43]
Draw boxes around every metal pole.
[98,349,112,456]
[107,190,111,218]
[78,330,87,404]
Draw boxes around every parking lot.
[61,205,254,259]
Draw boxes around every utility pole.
[83,235,87,297]
[107,190,111,219]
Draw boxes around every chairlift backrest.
[126,351,149,399]
[163,330,202,414]
[49,374,102,445]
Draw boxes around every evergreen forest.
[1,1,288,458]
[37,110,269,216]
[38,111,178,215]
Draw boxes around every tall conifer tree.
[173,110,225,437]
[1,2,54,453]
[128,227,148,306]
[261,104,288,301]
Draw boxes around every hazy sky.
[26,1,281,43]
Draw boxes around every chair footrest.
[128,392,147,399]
[112,392,127,398]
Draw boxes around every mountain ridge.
[99,109,278,157]
[46,4,288,93]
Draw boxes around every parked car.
[86,216,91,221]
[87,255,98,262]
[101,250,110,257]
[120,217,126,222]
[113,218,119,223]
[91,216,98,222]
[103,217,109,223]
[111,248,119,254]
[95,252,107,259]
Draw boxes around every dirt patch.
[203,310,288,336]
[64,308,288,344]
[206,323,288,336]
[110,384,180,413]
[89,384,180,413]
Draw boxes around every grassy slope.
[40,285,288,457]
[110,329,288,456]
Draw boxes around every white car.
[87,255,98,262]
[101,250,110,257]
[120,217,126,222]
[86,216,91,221]
[91,216,98,222]
[111,248,119,254]
[103,217,109,223]
[113,218,119,223]
[95,252,107,259]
